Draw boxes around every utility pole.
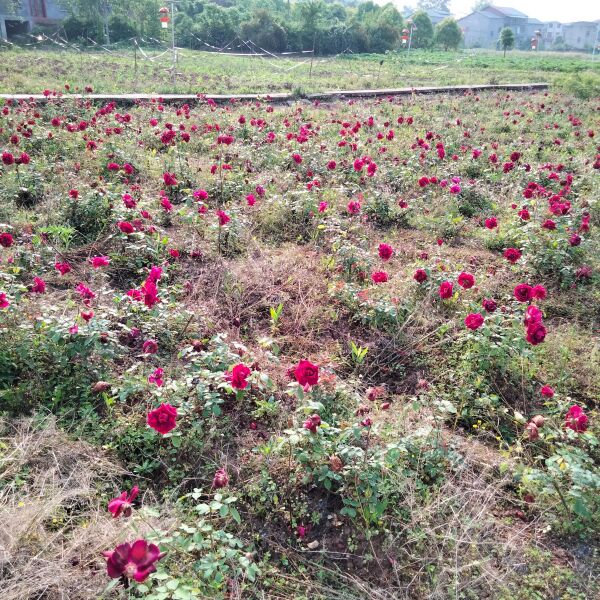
[407,19,415,55]
[159,3,178,88]
[102,0,110,45]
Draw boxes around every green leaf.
[573,497,590,517]
[229,506,241,524]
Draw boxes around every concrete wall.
[459,13,500,48]
[1,1,66,39]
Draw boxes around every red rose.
[414,268,428,283]
[457,272,475,289]
[0,232,14,247]
[482,298,497,312]
[294,360,319,386]
[464,313,484,330]
[142,339,158,354]
[439,281,453,299]
[147,403,177,434]
[118,221,135,234]
[503,248,522,264]
[540,385,554,398]
[524,305,542,326]
[227,363,252,390]
[371,271,389,284]
[514,284,533,303]
[526,321,546,345]
[531,285,546,300]
[303,413,322,433]
[378,243,393,261]
[564,405,588,433]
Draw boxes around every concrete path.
[0,83,548,104]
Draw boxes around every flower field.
[0,87,599,599]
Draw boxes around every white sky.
[399,1,599,23]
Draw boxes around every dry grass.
[0,416,147,600]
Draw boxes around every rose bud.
[531,415,545,428]
[191,339,204,352]
[329,455,343,472]
[525,422,539,440]
[93,381,110,393]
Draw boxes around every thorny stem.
[552,480,571,515]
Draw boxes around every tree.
[417,0,450,12]
[0,0,19,12]
[471,0,491,10]
[240,9,287,52]
[499,26,514,57]
[435,17,461,50]
[410,10,433,49]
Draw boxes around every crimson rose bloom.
[564,405,588,433]
[347,200,361,214]
[103,539,165,582]
[90,256,110,268]
[216,210,230,226]
[371,271,389,284]
[526,321,546,345]
[524,305,543,326]
[485,217,498,229]
[303,413,322,433]
[532,285,547,300]
[118,221,135,234]
[108,486,139,518]
[147,403,177,434]
[414,268,428,283]
[504,248,522,263]
[514,284,533,303]
[227,363,251,390]
[378,243,393,261]
[142,339,158,354]
[294,360,319,386]
[439,281,453,299]
[540,385,554,398]
[457,272,475,289]
[55,262,71,275]
[0,232,14,247]
[482,298,497,313]
[141,280,160,308]
[31,277,46,294]
[163,171,177,186]
[465,313,484,330]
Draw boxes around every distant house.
[543,21,563,45]
[424,8,452,26]
[560,21,600,51]
[458,5,530,49]
[403,7,452,26]
[458,5,599,51]
[1,0,66,40]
